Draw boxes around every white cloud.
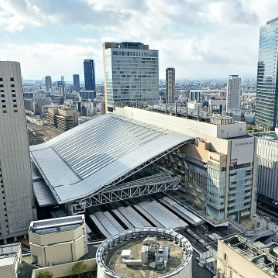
[0,43,103,81]
[0,0,44,31]
[1,0,278,80]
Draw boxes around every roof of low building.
[0,243,21,267]
[29,215,84,235]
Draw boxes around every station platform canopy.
[30,114,193,205]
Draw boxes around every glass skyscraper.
[73,74,80,92]
[256,17,278,130]
[83,59,95,91]
[103,42,159,112]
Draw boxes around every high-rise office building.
[0,61,35,242]
[59,84,67,99]
[226,75,241,112]
[61,76,64,82]
[166,68,175,103]
[103,42,159,112]
[83,59,95,91]
[73,74,80,92]
[45,76,52,93]
[256,17,278,130]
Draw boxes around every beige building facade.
[215,235,278,278]
[0,243,22,278]
[29,215,87,267]
[46,106,78,131]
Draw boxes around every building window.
[13,105,17,108]
[11,84,15,87]
[0,85,3,87]
[14,110,18,113]
[2,105,6,108]
[0,94,4,97]
[0,78,2,81]
[224,253,228,261]
[1,100,5,103]
[13,100,16,102]
[12,90,15,92]
[10,78,14,81]
[12,94,16,97]
[3,111,7,113]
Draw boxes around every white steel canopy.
[30,114,193,205]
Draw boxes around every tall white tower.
[226,75,241,112]
[0,61,35,242]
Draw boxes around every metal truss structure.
[64,140,193,214]
[67,172,180,214]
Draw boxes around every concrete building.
[103,42,159,112]
[73,74,80,92]
[244,111,255,124]
[59,84,67,99]
[226,75,241,112]
[84,59,95,91]
[256,17,278,130]
[29,215,87,267]
[96,227,193,278]
[0,243,22,278]
[215,235,278,278]
[53,96,64,105]
[0,61,36,242]
[79,90,96,100]
[46,106,78,131]
[45,76,52,93]
[166,68,175,103]
[208,99,226,114]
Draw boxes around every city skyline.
[0,0,277,81]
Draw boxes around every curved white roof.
[30,114,193,204]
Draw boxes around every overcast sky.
[0,0,277,82]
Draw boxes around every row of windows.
[112,51,158,57]
[1,93,16,97]
[0,178,9,233]
[0,77,14,81]
[0,84,15,87]
[2,104,17,108]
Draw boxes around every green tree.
[70,261,87,278]
[246,125,252,131]
[37,270,53,278]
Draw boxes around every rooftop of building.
[106,238,184,277]
[253,131,278,142]
[104,42,150,50]
[96,228,193,278]
[267,17,278,25]
[29,215,84,235]
[0,243,20,267]
[223,235,278,277]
